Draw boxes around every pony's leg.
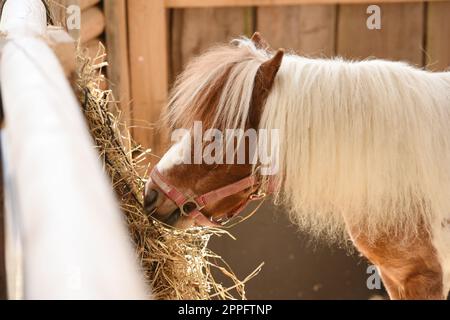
[378,264,443,299]
[346,225,445,300]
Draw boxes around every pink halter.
[150,167,277,227]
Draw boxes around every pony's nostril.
[144,189,159,213]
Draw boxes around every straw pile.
[75,44,262,300]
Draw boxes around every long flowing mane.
[167,38,450,243]
[166,38,268,131]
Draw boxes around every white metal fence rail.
[0,0,148,299]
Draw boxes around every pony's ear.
[250,49,284,126]
[250,32,271,51]
[258,49,284,88]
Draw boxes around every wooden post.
[128,0,168,160]
[104,0,131,123]
[165,0,440,7]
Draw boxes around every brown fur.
[347,221,444,299]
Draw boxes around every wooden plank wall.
[337,3,425,66]
[257,5,336,57]
[170,3,449,71]
[127,0,169,160]
[170,7,254,80]
[104,0,131,122]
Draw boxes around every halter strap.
[196,175,258,207]
[150,167,277,227]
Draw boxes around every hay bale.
[75,43,262,300]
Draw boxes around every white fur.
[260,54,450,243]
[156,131,191,173]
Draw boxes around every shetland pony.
[144,33,450,299]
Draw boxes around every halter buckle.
[180,198,203,216]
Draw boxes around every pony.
[144,32,450,299]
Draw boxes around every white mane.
[261,48,450,242]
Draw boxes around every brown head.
[144,33,284,228]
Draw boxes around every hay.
[75,43,262,300]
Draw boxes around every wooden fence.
[0,0,147,299]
